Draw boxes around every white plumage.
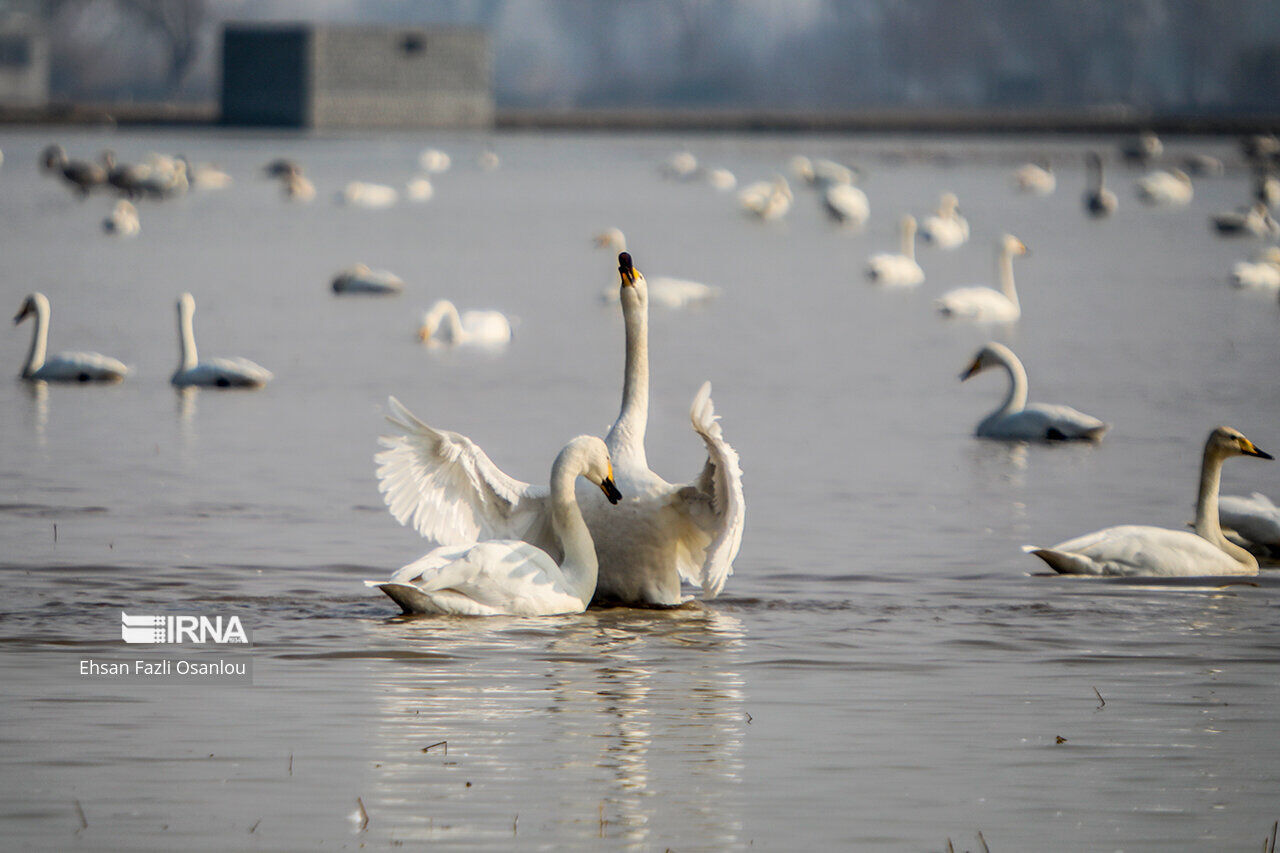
[594,229,721,308]
[1230,246,1280,289]
[418,300,512,348]
[823,183,870,227]
[13,292,128,383]
[960,342,1108,442]
[919,192,968,249]
[935,234,1027,323]
[331,264,404,295]
[866,215,924,287]
[738,176,793,221]
[170,293,272,388]
[102,199,140,237]
[1013,162,1055,195]
[1136,169,1193,206]
[1219,492,1280,553]
[339,181,398,209]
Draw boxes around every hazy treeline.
[7,0,1280,113]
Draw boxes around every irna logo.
[121,612,249,644]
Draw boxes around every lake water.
[1,127,1279,851]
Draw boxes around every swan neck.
[900,222,915,260]
[998,248,1019,309]
[549,457,598,603]
[608,291,649,468]
[177,300,198,372]
[21,298,49,377]
[1194,445,1256,566]
[995,349,1028,417]
[429,301,464,339]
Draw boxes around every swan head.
[938,192,959,215]
[617,252,647,304]
[900,214,917,236]
[561,435,622,504]
[177,292,196,318]
[960,342,1015,381]
[418,299,458,343]
[1001,234,1027,256]
[594,228,626,250]
[13,293,47,325]
[1207,426,1273,461]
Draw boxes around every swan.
[1183,154,1224,176]
[935,234,1027,323]
[405,176,434,202]
[1255,168,1280,208]
[706,168,736,191]
[367,435,621,616]
[170,293,272,388]
[960,342,1108,441]
[375,252,745,605]
[1025,426,1273,577]
[1084,151,1117,218]
[102,199,140,237]
[1013,162,1055,195]
[46,149,109,197]
[823,183,870,227]
[419,149,451,173]
[661,151,699,180]
[13,293,128,383]
[282,168,315,202]
[1230,246,1280,289]
[418,300,511,348]
[1212,202,1280,237]
[1218,492,1280,555]
[477,150,500,171]
[738,176,792,221]
[331,264,404,295]
[189,162,232,190]
[1121,130,1163,165]
[866,215,924,286]
[340,181,397,209]
[594,229,721,308]
[807,158,859,189]
[920,192,969,249]
[1136,169,1193,206]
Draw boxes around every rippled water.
[2,128,1279,851]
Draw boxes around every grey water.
[1,128,1278,851]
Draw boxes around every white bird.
[1025,427,1273,577]
[102,199,140,237]
[1084,151,1117,218]
[340,181,398,209]
[823,183,870,227]
[705,167,736,191]
[331,264,404,295]
[281,167,315,202]
[419,149,451,173]
[960,342,1108,442]
[865,215,924,287]
[1013,162,1055,195]
[1121,131,1163,165]
[594,229,720,308]
[738,176,793,221]
[13,293,128,383]
[662,151,699,180]
[1212,202,1280,238]
[170,293,272,388]
[418,300,511,348]
[807,158,859,189]
[919,192,968,248]
[189,162,233,190]
[405,176,434,202]
[375,252,745,606]
[477,150,500,171]
[935,234,1027,323]
[1136,168,1193,206]
[367,435,621,616]
[1218,492,1280,555]
[1230,246,1280,289]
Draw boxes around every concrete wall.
[0,25,49,106]
[221,25,311,127]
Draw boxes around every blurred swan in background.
[662,150,699,180]
[706,167,736,191]
[418,300,512,348]
[920,192,968,248]
[1212,202,1279,237]
[935,234,1026,322]
[960,342,1108,442]
[1084,151,1117,218]
[823,183,870,227]
[367,435,620,616]
[1013,161,1055,195]
[738,176,793,220]
[1136,168,1192,206]
[1218,492,1280,555]
[340,181,398,209]
[170,293,272,388]
[13,292,128,382]
[594,229,721,308]
[419,148,451,173]
[1121,130,1163,165]
[102,199,140,237]
[866,214,924,286]
[1025,426,1272,576]
[1229,246,1280,289]
[405,176,434,201]
[45,147,109,197]
[331,264,404,295]
[477,150,500,171]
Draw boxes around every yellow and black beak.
[600,475,622,505]
[959,358,982,381]
[13,302,32,324]
[1242,439,1274,460]
[618,252,637,287]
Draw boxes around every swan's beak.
[959,358,982,381]
[1242,440,1273,460]
[600,476,622,505]
[417,325,430,343]
[618,252,637,287]
[13,303,32,324]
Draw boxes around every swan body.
[935,234,1026,322]
[189,162,232,190]
[170,293,272,388]
[866,215,924,286]
[1084,151,1117,218]
[1213,202,1279,237]
[1026,427,1272,576]
[960,342,1107,441]
[477,150,500,171]
[13,293,128,382]
[368,436,621,616]
[1219,492,1280,553]
[405,176,434,202]
[919,192,968,248]
[1136,169,1193,206]
[1122,131,1163,165]
[340,181,397,209]
[823,183,870,227]
[662,151,699,180]
[807,158,858,189]
[331,264,404,295]
[594,229,720,308]
[1256,170,1280,208]
[739,177,793,221]
[418,300,512,348]
[375,254,745,605]
[102,200,140,237]
[419,149,451,173]
[1230,246,1280,289]
[706,168,736,191]
[1013,162,1055,195]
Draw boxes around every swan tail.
[367,581,439,614]
[1021,545,1099,575]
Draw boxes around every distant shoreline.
[1,101,1277,135]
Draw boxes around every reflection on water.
[363,607,746,847]
[21,381,48,445]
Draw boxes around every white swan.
[865,215,924,286]
[405,176,434,202]
[594,229,721,308]
[1136,169,1193,206]
[935,234,1027,323]
[1121,131,1163,165]
[340,181,398,209]
[367,435,621,616]
[1218,492,1280,554]
[661,151,699,180]
[102,199,140,237]
[418,149,451,173]
[807,158,859,189]
[418,300,512,348]
[960,342,1108,442]
[477,150,500,171]
[13,293,128,382]
[823,183,870,227]
[1013,162,1055,195]
[170,293,272,388]
[375,252,745,605]
[282,168,315,202]
[1230,246,1280,289]
[1084,152,1117,218]
[331,264,404,295]
[1212,202,1279,238]
[738,176,792,221]
[1025,426,1273,577]
[705,168,736,191]
[920,192,968,249]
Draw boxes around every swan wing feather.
[38,351,128,381]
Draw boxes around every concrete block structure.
[0,18,49,107]
[221,24,492,129]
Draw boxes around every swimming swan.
[170,293,273,388]
[1136,169,1193,206]
[331,264,404,295]
[375,253,745,605]
[594,229,721,308]
[935,234,1027,322]
[1218,492,1280,555]
[418,300,511,348]
[1013,162,1055,195]
[823,183,870,227]
[1024,426,1273,577]
[1230,246,1280,289]
[920,192,969,249]
[866,215,924,287]
[102,199,140,237]
[367,435,621,616]
[738,177,793,221]
[13,292,128,382]
[960,342,1108,441]
[1084,152,1117,218]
